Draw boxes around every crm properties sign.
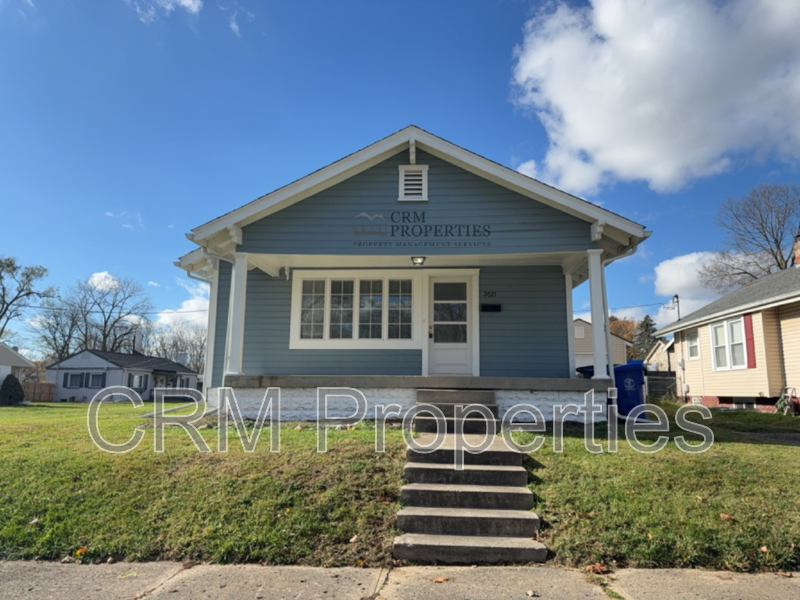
[353,210,491,248]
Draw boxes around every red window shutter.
[743,314,756,369]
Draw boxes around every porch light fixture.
[411,256,426,266]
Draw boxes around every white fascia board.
[412,133,646,241]
[657,292,800,336]
[188,125,647,247]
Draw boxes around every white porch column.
[564,271,576,378]
[203,260,219,387]
[224,253,248,377]
[587,249,610,379]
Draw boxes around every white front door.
[428,278,472,375]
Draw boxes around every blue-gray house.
[176,126,649,419]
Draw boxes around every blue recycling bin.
[613,361,647,417]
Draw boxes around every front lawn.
[1,401,798,570]
[0,403,404,566]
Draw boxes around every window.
[67,373,83,388]
[686,331,699,359]
[388,279,412,340]
[329,280,354,339]
[290,271,420,349]
[128,373,148,390]
[398,165,428,201]
[359,280,383,339]
[89,373,106,388]
[710,318,746,371]
[574,326,585,339]
[300,280,325,339]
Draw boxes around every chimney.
[133,331,143,354]
[176,352,189,367]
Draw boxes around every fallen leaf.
[776,572,793,578]
[60,556,74,564]
[720,513,733,522]
[294,425,302,430]
[432,577,449,583]
[585,563,610,575]
[647,533,653,540]
[696,496,705,503]
[75,547,88,556]
[760,546,769,553]
[526,590,540,597]
[349,535,359,544]
[285,508,291,515]
[29,518,39,526]
[107,557,116,564]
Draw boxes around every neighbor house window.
[67,373,83,388]
[290,271,420,349]
[89,373,106,388]
[128,374,148,390]
[686,331,699,359]
[710,318,746,371]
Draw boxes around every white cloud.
[88,271,119,291]
[105,211,114,217]
[228,11,240,36]
[512,0,800,195]
[652,252,720,326]
[158,278,208,326]
[127,0,203,24]
[516,159,539,179]
[147,280,161,287]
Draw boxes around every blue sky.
[2,0,800,345]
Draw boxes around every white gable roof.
[187,126,648,247]
[0,342,34,368]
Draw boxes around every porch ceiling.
[246,252,591,285]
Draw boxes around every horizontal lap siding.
[779,302,800,392]
[240,150,593,255]
[762,308,785,397]
[479,266,569,378]
[685,314,770,398]
[241,270,421,376]
[212,261,232,387]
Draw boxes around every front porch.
[213,375,611,422]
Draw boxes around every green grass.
[1,401,799,570]
[0,403,404,566]
[518,404,800,571]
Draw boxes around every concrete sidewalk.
[1,561,798,600]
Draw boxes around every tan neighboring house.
[0,342,34,387]
[573,318,631,371]
[657,266,800,411]
[645,338,675,372]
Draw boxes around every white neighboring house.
[46,349,198,402]
[573,318,632,371]
[0,342,34,387]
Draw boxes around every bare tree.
[70,276,153,352]
[143,321,206,374]
[32,300,81,362]
[0,256,54,341]
[699,183,800,292]
[31,274,153,357]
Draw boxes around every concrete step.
[416,402,500,418]
[396,506,540,537]
[404,462,528,487]
[417,389,496,405]
[392,533,547,564]
[400,483,534,510]
[414,416,498,435]
[406,433,523,467]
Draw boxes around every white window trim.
[398,164,429,202]
[710,317,747,372]
[290,269,424,350]
[686,330,700,360]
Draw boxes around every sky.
[2,0,800,350]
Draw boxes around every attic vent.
[398,165,428,201]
